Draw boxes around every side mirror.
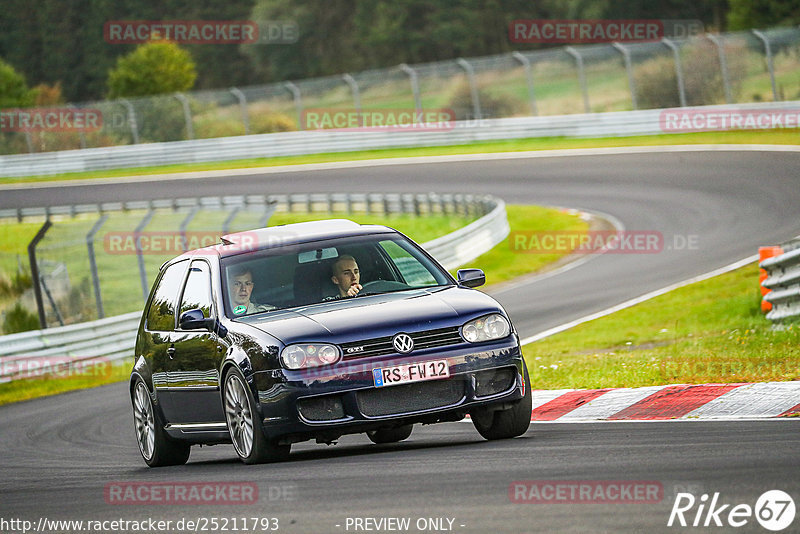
[179,309,213,331]
[457,268,485,288]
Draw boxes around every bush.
[0,272,32,298]
[446,80,516,120]
[2,302,39,334]
[634,40,747,109]
[107,42,197,99]
[0,57,33,108]
[250,110,297,134]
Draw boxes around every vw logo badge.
[392,333,414,354]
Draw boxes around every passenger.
[229,266,274,314]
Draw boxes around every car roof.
[169,219,397,264]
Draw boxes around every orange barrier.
[759,246,784,312]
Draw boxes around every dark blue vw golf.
[130,220,531,466]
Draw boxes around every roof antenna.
[220,237,234,245]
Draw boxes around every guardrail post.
[222,206,241,234]
[399,63,423,117]
[179,206,199,252]
[661,39,687,107]
[119,99,139,144]
[341,74,362,125]
[173,93,194,140]
[456,58,482,121]
[511,52,538,116]
[752,30,779,101]
[135,207,155,302]
[706,34,732,104]
[28,220,52,329]
[612,43,638,110]
[229,88,250,135]
[259,200,277,228]
[86,214,109,319]
[565,47,591,113]
[283,81,304,130]
[40,276,64,326]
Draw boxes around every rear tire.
[223,368,291,464]
[367,424,413,444]
[472,362,532,440]
[131,379,190,467]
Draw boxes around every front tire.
[132,379,190,467]
[471,362,532,440]
[367,424,413,444]
[223,368,290,464]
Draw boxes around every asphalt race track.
[1,148,799,533]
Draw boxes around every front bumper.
[252,335,524,442]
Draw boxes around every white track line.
[519,254,759,346]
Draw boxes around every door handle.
[167,346,176,359]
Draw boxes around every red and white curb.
[523,382,800,422]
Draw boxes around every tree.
[107,41,197,99]
[728,0,800,30]
[0,57,33,108]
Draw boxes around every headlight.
[461,313,510,343]
[280,343,341,369]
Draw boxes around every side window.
[146,261,188,331]
[379,240,437,287]
[179,261,213,319]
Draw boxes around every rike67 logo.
[668,490,795,531]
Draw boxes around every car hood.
[238,286,504,344]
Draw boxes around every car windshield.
[220,233,452,317]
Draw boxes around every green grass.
[523,262,800,389]
[2,129,798,186]
[0,362,130,406]
[459,205,589,287]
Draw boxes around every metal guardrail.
[0,311,140,383]
[0,195,508,381]
[761,247,800,324]
[2,101,799,178]
[0,192,488,223]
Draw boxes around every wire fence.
[2,27,799,155]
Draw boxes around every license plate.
[372,359,449,388]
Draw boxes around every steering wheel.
[359,280,410,293]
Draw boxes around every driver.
[330,255,362,297]
[229,266,274,314]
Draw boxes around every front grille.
[357,378,466,417]
[474,367,516,397]
[297,395,346,422]
[341,326,462,360]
